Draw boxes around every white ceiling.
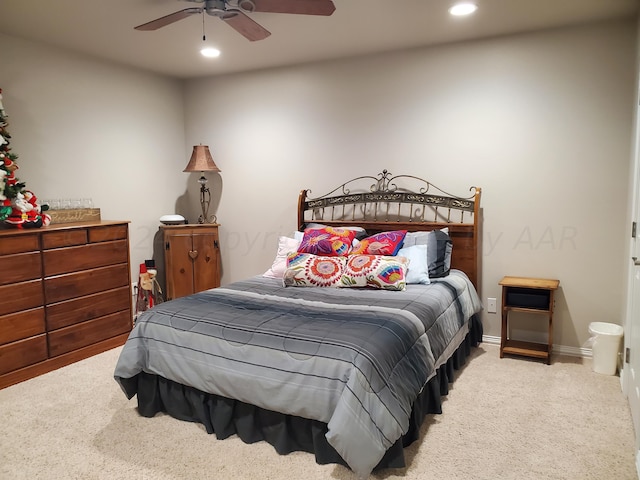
[0,0,637,79]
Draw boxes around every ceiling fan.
[135,0,336,42]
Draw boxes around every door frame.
[622,16,640,477]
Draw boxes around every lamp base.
[197,177,217,224]
[197,213,217,224]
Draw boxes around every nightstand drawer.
[505,287,551,310]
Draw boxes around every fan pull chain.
[202,12,206,41]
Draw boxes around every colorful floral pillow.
[297,227,356,257]
[304,223,368,240]
[350,230,407,256]
[283,252,346,287]
[340,254,408,291]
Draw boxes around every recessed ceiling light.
[449,2,478,16]
[200,47,221,58]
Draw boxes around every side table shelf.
[499,276,560,364]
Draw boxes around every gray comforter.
[114,270,482,477]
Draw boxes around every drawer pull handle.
[188,250,199,260]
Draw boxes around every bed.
[114,170,483,478]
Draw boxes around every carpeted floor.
[0,343,637,480]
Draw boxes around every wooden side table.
[499,276,560,364]
[162,224,221,300]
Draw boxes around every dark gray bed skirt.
[121,314,482,472]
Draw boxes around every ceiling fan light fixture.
[135,0,335,41]
[200,46,221,58]
[238,0,256,13]
[449,2,478,16]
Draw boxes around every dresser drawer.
[44,264,130,304]
[43,239,129,276]
[48,310,132,357]
[89,224,128,243]
[46,286,131,330]
[42,229,88,249]
[0,252,42,286]
[0,334,48,375]
[0,307,45,346]
[0,234,39,255]
[0,280,44,316]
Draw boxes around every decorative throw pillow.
[340,254,407,291]
[402,228,452,278]
[304,223,368,240]
[283,252,346,287]
[350,230,407,256]
[263,236,301,279]
[396,244,430,284]
[297,227,356,257]
[402,231,430,247]
[427,230,453,278]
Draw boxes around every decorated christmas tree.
[0,88,50,228]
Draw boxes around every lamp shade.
[183,145,221,173]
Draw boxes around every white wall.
[0,19,635,351]
[0,33,187,280]
[185,19,636,349]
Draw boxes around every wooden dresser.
[0,221,133,389]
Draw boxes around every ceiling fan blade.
[244,0,336,16]
[135,7,202,31]
[222,11,271,41]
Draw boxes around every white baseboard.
[482,335,591,358]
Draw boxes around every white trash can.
[588,322,624,375]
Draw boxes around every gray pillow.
[427,230,453,278]
[403,229,453,278]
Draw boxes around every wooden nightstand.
[499,276,560,364]
[162,224,221,300]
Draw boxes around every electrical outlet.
[487,297,497,314]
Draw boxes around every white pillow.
[397,244,430,284]
[263,236,301,279]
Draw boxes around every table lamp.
[183,145,221,223]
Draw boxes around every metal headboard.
[297,170,482,288]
